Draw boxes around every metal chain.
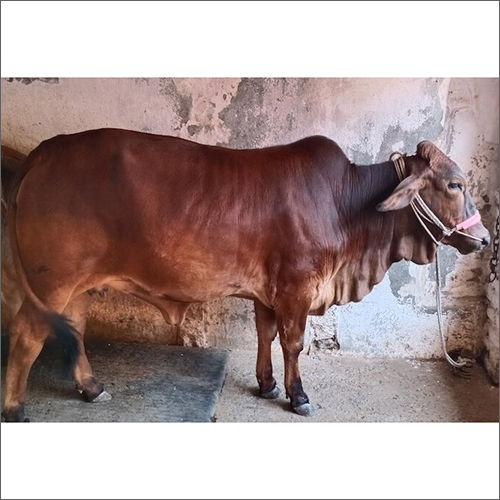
[489,214,499,282]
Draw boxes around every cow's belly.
[92,257,267,305]
[103,275,253,304]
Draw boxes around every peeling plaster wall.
[485,190,499,383]
[485,250,499,383]
[1,78,498,365]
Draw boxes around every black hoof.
[80,387,112,403]
[1,407,28,422]
[292,402,315,417]
[259,385,281,399]
[77,377,109,402]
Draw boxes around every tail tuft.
[46,313,80,375]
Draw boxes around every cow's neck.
[352,157,437,263]
[328,158,437,304]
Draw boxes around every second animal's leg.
[254,300,280,399]
[63,293,111,402]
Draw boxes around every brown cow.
[1,129,490,421]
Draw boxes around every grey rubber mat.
[1,338,228,422]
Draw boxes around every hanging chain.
[489,214,499,282]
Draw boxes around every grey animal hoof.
[1,408,27,422]
[91,390,112,403]
[292,402,315,416]
[260,385,281,399]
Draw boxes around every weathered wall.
[485,190,499,383]
[1,78,498,367]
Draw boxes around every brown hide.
[2,128,490,420]
[9,128,491,320]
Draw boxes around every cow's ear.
[376,175,424,212]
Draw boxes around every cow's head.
[376,141,490,254]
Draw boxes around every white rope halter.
[390,152,483,245]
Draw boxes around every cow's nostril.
[482,237,490,246]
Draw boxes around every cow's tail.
[6,160,80,373]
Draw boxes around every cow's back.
[15,129,347,303]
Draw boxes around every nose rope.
[390,152,475,372]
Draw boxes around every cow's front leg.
[254,300,280,399]
[276,303,314,417]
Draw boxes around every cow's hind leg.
[276,302,314,416]
[254,300,280,399]
[2,300,51,422]
[63,293,111,403]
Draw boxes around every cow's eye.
[448,182,463,191]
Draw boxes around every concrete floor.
[215,346,499,422]
[2,340,498,422]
